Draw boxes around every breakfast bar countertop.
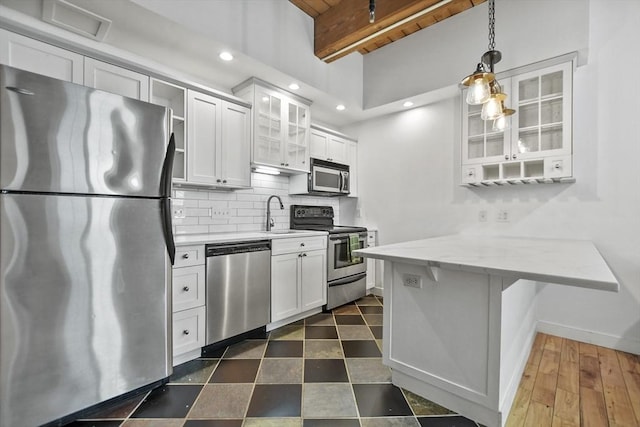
[354,234,619,292]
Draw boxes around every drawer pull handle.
[183,286,190,292]
[183,329,190,335]
[182,254,190,259]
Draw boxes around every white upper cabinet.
[461,59,574,185]
[186,89,251,188]
[0,28,83,83]
[187,89,222,185]
[233,78,312,173]
[221,102,251,188]
[84,58,149,101]
[310,128,348,164]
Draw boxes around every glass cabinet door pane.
[517,130,539,153]
[519,104,539,128]
[486,134,504,157]
[541,71,563,97]
[468,114,484,136]
[468,138,484,158]
[519,77,539,102]
[541,126,563,151]
[541,98,563,124]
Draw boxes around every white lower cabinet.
[271,236,327,324]
[172,244,206,366]
[366,231,377,291]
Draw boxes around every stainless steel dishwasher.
[205,240,271,345]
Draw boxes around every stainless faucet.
[266,195,284,231]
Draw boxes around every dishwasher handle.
[206,240,271,256]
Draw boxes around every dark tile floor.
[68,295,482,427]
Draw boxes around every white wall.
[344,0,640,352]
[362,0,589,109]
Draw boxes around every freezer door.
[0,193,171,427]
[0,65,170,197]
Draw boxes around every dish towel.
[348,233,361,263]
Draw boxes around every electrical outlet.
[403,273,422,289]
[173,207,185,219]
[210,209,231,218]
[497,209,509,222]
[478,210,487,222]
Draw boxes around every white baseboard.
[370,286,383,297]
[537,320,640,355]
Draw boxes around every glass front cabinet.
[461,60,573,186]
[233,78,311,174]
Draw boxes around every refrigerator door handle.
[160,133,175,198]
[161,198,176,265]
[160,132,176,265]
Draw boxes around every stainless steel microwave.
[289,158,350,196]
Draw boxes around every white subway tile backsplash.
[171,173,340,235]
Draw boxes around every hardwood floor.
[506,333,640,427]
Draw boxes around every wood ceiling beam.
[313,0,448,62]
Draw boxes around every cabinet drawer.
[174,245,205,267]
[172,306,205,356]
[272,235,327,256]
[172,265,205,312]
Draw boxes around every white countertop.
[174,230,328,245]
[354,234,618,292]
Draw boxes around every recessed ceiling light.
[336,104,346,111]
[403,101,414,107]
[219,51,233,61]
[261,96,270,103]
[288,83,300,90]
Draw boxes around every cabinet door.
[461,99,510,165]
[309,129,329,160]
[366,232,376,290]
[254,88,284,166]
[300,250,326,311]
[221,102,251,188]
[346,140,358,198]
[84,58,149,101]
[328,136,347,163]
[0,28,83,83]
[285,101,310,171]
[271,253,301,322]
[511,61,572,160]
[187,90,222,185]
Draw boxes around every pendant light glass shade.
[461,63,495,105]
[481,93,506,120]
[466,78,491,105]
[492,106,516,131]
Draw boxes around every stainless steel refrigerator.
[0,65,175,427]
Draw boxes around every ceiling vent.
[42,0,111,41]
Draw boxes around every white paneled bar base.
[354,235,618,427]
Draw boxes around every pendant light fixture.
[460,0,514,127]
[369,0,376,23]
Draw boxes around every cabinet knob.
[298,253,303,257]
[300,242,305,247]
[183,286,190,292]
[512,154,517,159]
[183,329,190,335]
[302,253,307,257]
[182,253,190,259]
[281,162,285,166]
[504,155,509,160]
[222,179,227,184]
[216,179,222,183]
[285,163,289,167]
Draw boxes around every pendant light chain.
[488,0,496,51]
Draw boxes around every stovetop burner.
[289,205,367,235]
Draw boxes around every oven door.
[327,232,367,282]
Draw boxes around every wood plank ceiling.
[290,0,486,62]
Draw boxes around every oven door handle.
[328,272,367,287]
[329,233,367,241]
